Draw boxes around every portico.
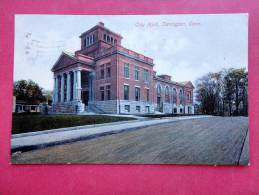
[51,52,95,113]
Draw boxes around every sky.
[14,14,248,90]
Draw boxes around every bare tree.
[195,68,248,116]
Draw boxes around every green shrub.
[12,114,134,134]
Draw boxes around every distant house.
[51,22,194,114]
[13,96,40,113]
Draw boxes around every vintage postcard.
[11,14,248,165]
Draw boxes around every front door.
[82,91,89,105]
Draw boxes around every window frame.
[124,85,129,100]
[124,63,130,79]
[143,69,149,82]
[100,65,105,79]
[100,86,105,101]
[106,65,111,78]
[134,65,139,81]
[135,87,140,101]
[124,105,130,112]
[106,85,111,100]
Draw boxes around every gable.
[184,81,194,89]
[51,53,78,72]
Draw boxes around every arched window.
[107,36,110,43]
[111,37,113,44]
[173,88,177,104]
[103,34,106,41]
[157,84,161,97]
[92,34,95,43]
[179,89,184,105]
[114,39,117,45]
[165,86,170,103]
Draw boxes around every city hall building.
[51,22,194,114]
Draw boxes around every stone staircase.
[87,104,106,114]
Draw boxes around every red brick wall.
[116,54,155,102]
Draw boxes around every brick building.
[51,22,194,114]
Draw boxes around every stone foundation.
[88,100,118,114]
[162,103,173,114]
[185,105,194,114]
[52,101,85,113]
[119,100,155,114]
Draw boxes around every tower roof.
[79,22,122,39]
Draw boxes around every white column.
[67,72,71,102]
[54,76,58,103]
[76,70,82,101]
[73,70,77,100]
[61,74,64,102]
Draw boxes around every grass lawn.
[12,113,135,134]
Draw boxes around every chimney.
[98,22,104,27]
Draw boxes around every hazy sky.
[14,14,248,90]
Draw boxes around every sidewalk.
[11,115,211,153]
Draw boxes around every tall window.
[173,88,177,104]
[100,86,105,101]
[106,85,111,100]
[124,63,130,78]
[165,86,170,103]
[145,88,150,102]
[179,89,184,104]
[157,84,161,96]
[106,65,111,78]
[92,34,95,43]
[87,37,90,46]
[100,65,105,79]
[103,34,106,41]
[134,65,139,80]
[84,38,87,48]
[157,84,162,105]
[124,85,129,100]
[135,87,140,101]
[144,69,149,82]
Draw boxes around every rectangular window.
[124,63,130,78]
[134,65,139,80]
[145,106,150,113]
[136,106,141,112]
[125,105,130,112]
[135,87,140,101]
[145,88,149,102]
[87,37,89,46]
[106,85,111,100]
[100,86,105,101]
[124,85,129,100]
[84,38,87,48]
[173,88,177,104]
[144,69,149,82]
[106,66,111,78]
[100,65,105,79]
